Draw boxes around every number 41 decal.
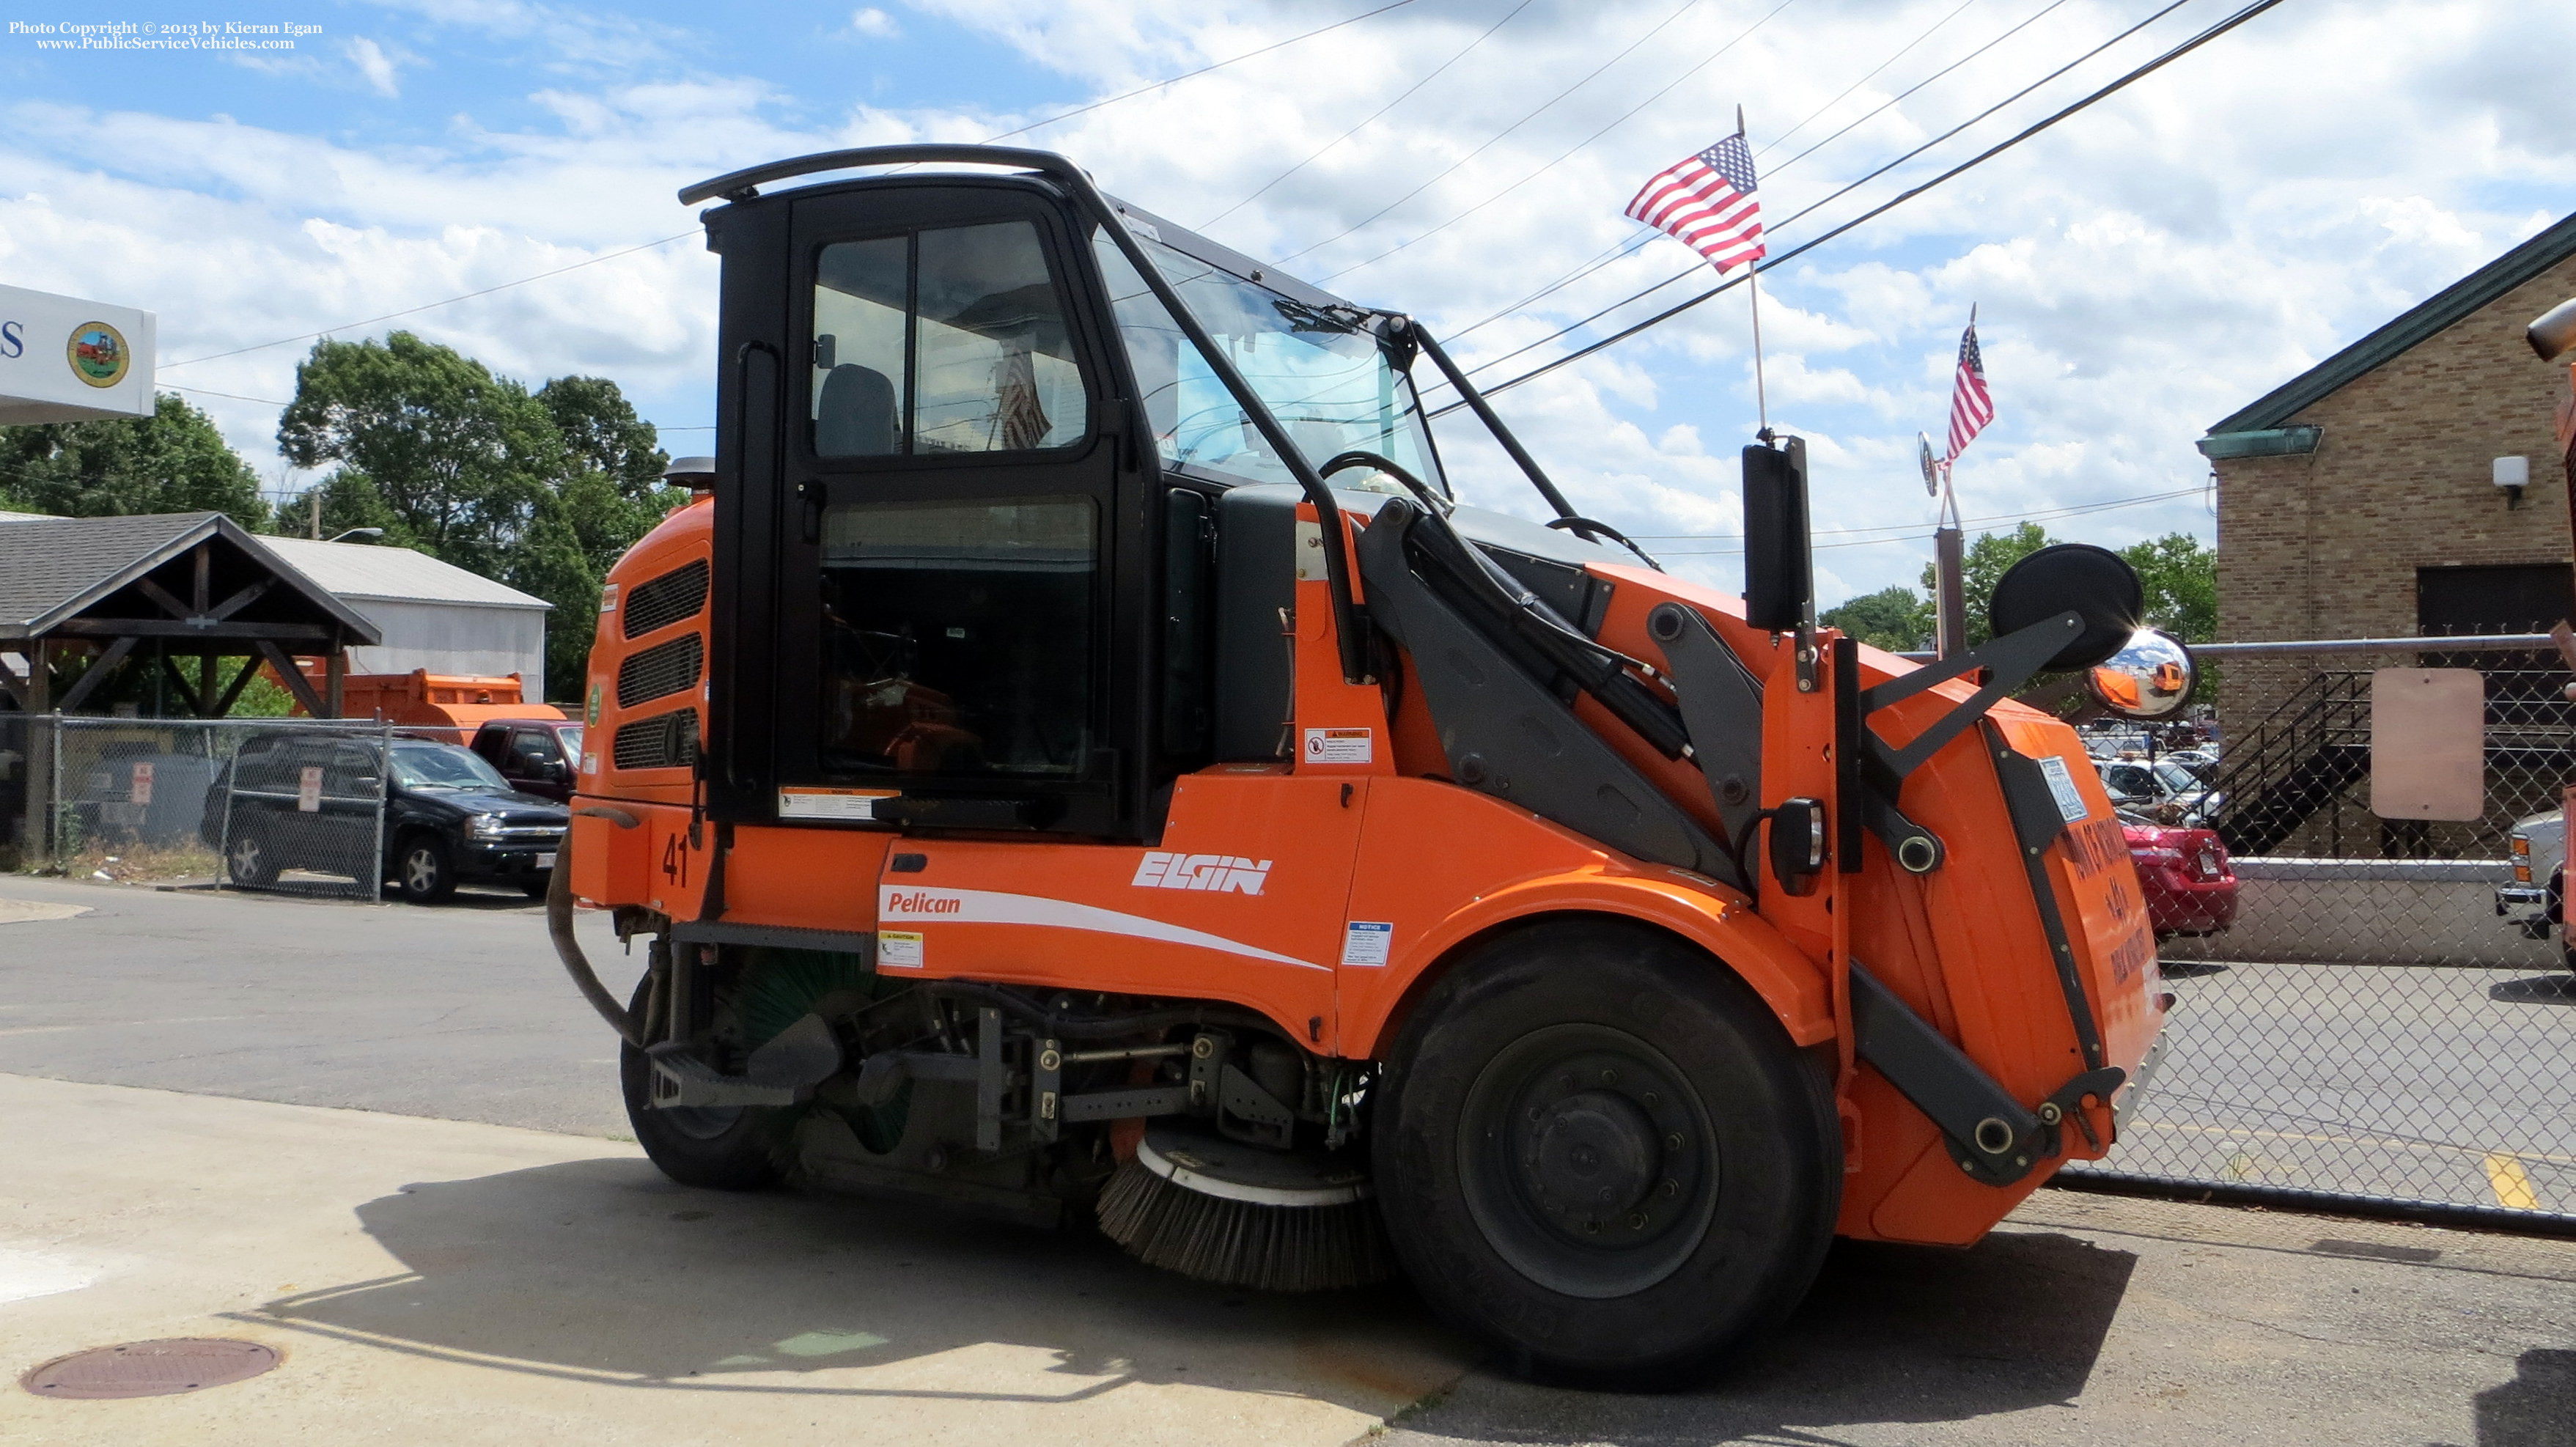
[660,833,689,887]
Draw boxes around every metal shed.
[258,537,553,700]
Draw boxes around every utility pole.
[308,490,323,541]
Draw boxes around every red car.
[2123,819,2238,938]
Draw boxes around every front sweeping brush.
[1096,1120,1392,1293]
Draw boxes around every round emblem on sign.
[67,321,130,388]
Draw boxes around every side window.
[819,495,1097,778]
[471,729,509,765]
[810,221,1089,459]
[512,729,561,767]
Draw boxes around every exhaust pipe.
[548,823,639,1045]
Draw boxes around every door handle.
[796,479,823,544]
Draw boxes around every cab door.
[710,180,1155,840]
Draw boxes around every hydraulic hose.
[548,828,640,1046]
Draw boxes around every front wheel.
[394,836,456,904]
[225,828,279,887]
[619,976,791,1190]
[1372,919,1841,1388]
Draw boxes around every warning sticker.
[128,761,153,806]
[779,788,897,821]
[297,765,324,813]
[2037,756,2091,824]
[1303,727,1374,765]
[878,930,924,968]
[1341,921,1394,967]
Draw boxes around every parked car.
[202,731,567,903]
[2121,815,2239,939]
[467,718,586,803]
[2497,807,2566,955]
[2096,756,2221,827]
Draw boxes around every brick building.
[2199,213,2576,853]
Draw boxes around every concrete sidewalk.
[4,1074,2572,1446]
[0,1073,1468,1446]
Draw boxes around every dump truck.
[550,144,2183,1386]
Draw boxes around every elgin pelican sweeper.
[549,144,2185,1386]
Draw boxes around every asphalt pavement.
[3,874,2574,1444]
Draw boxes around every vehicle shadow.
[2489,976,2576,1006]
[2473,1347,2576,1446]
[2154,958,2230,979]
[227,1155,1471,1413]
[1393,1229,2137,1443]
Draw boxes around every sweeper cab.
[551,144,2188,1387]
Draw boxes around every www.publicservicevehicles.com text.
[10,21,318,50]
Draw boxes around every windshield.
[393,743,511,792]
[2155,759,2208,795]
[1092,229,1445,493]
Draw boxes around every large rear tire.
[619,976,792,1191]
[1372,919,1840,1388]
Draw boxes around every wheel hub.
[1526,1089,1660,1224]
[1459,1024,1722,1299]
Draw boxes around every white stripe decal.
[877,887,1330,971]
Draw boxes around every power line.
[1638,484,2209,552]
[1369,0,2068,326]
[1435,0,2285,410]
[1199,0,1537,232]
[1314,0,1805,284]
[1274,0,1712,268]
[1429,0,2198,399]
[976,0,1423,144]
[164,382,292,408]
[159,232,699,372]
[1767,0,2076,175]
[155,4,1426,381]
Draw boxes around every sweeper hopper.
[551,144,2183,1387]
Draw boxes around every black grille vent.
[622,559,708,640]
[617,633,703,710]
[612,709,699,771]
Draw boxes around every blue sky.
[3,0,2569,608]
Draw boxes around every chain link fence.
[2066,642,2576,1224]
[4,715,391,901]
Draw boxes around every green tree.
[2119,531,2217,641]
[0,393,265,526]
[1822,584,1935,652]
[1919,521,2058,648]
[276,331,566,577]
[515,376,680,698]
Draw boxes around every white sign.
[0,284,155,424]
[1302,727,1373,765]
[297,765,324,812]
[1341,921,1394,967]
[2038,756,2091,824]
[2371,669,2486,821]
[128,762,152,806]
[779,787,895,820]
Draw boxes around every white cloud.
[348,37,401,98]
[0,0,2566,608]
[849,8,901,39]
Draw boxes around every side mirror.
[1740,436,1811,633]
[2085,628,2198,719]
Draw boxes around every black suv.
[203,732,568,903]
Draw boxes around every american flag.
[1624,131,1766,275]
[1944,319,1994,462]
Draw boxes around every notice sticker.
[128,761,152,806]
[297,765,324,813]
[1303,727,1374,766]
[1341,921,1394,967]
[878,930,924,968]
[2037,756,2091,824]
[779,787,897,821]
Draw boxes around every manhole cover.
[21,1339,279,1399]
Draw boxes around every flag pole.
[1932,303,1975,658]
[1740,106,1770,436]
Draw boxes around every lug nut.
[1666,1133,1684,1151]
[1629,1212,1649,1230]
